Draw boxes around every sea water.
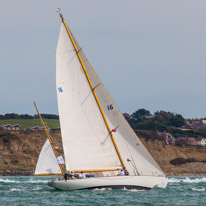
[0,176,206,206]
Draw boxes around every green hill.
[0,119,60,129]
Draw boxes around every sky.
[1,0,206,118]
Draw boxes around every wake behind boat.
[34,11,168,191]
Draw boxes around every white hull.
[48,176,168,191]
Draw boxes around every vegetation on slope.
[127,109,206,138]
[0,119,60,129]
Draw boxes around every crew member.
[64,172,68,181]
[118,170,125,176]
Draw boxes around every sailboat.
[34,139,61,176]
[34,12,168,190]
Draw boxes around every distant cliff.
[0,129,206,176]
[0,130,62,175]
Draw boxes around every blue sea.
[0,176,205,206]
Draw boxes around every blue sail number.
[58,87,63,92]
[107,104,113,111]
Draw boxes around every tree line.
[127,109,206,137]
[2,109,206,138]
[0,113,59,120]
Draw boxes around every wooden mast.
[59,13,126,170]
[33,101,65,176]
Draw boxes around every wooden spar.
[59,13,126,170]
[33,101,65,176]
[35,169,121,176]
[34,173,62,176]
[35,168,121,176]
[69,168,122,173]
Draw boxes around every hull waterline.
[48,176,168,191]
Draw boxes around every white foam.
[0,178,48,184]
[169,177,206,184]
[126,189,143,192]
[121,187,143,192]
[33,186,41,191]
[183,177,206,183]
[25,179,48,183]
[0,178,20,183]
[191,187,205,192]
[9,188,25,192]
[168,178,181,183]
[93,188,111,191]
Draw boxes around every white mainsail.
[35,139,61,175]
[56,22,165,177]
[56,24,121,172]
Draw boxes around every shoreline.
[1,130,206,177]
[0,171,32,176]
[0,170,206,176]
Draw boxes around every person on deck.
[64,172,68,181]
[79,171,86,179]
[124,169,129,176]
[68,171,75,179]
[118,170,125,176]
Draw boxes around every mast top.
[57,8,64,22]
[60,13,64,21]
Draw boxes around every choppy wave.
[125,189,144,192]
[191,187,205,192]
[169,177,206,183]
[92,187,143,192]
[25,179,48,183]
[93,188,112,191]
[0,178,20,183]
[9,188,25,192]
[0,178,48,184]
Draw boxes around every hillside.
[0,130,62,175]
[1,130,206,176]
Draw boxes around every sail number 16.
[107,104,113,111]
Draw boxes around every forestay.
[35,139,61,175]
[56,24,121,171]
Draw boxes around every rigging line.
[66,52,79,66]
[80,90,93,106]
[77,47,82,54]
[102,125,120,145]
[125,140,139,175]
[92,83,101,91]
[80,85,101,106]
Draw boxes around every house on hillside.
[175,137,187,146]
[185,137,197,146]
[175,136,206,147]
[145,114,155,119]
[0,124,21,130]
[26,126,50,131]
[157,131,175,145]
[11,124,21,130]
[0,124,12,130]
[188,119,206,129]
[26,126,41,131]
[123,113,132,120]
[196,137,206,146]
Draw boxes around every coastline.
[1,130,206,176]
[0,171,32,176]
